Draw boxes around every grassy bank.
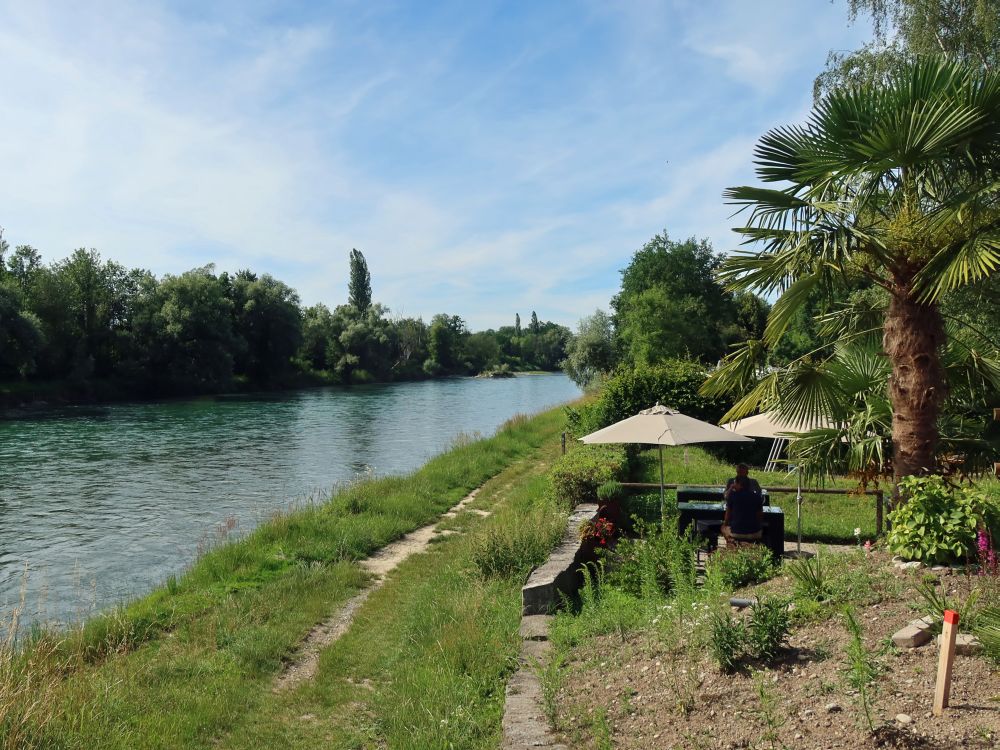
[2,404,574,749]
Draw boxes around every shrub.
[549,445,628,506]
[886,476,979,564]
[747,596,791,661]
[709,610,746,673]
[786,553,830,602]
[706,546,777,591]
[602,520,694,599]
[708,596,790,671]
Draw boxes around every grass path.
[213,434,565,749]
[273,485,488,692]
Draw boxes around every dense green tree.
[514,313,521,336]
[0,285,44,378]
[530,311,540,333]
[816,0,1000,95]
[138,267,239,392]
[462,331,501,373]
[392,316,429,378]
[706,59,1000,481]
[228,272,302,381]
[5,246,42,297]
[337,302,396,383]
[611,232,742,365]
[298,303,341,373]
[562,309,616,387]
[426,314,468,375]
[348,248,372,313]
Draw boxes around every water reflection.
[0,375,580,625]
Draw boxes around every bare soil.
[552,554,1000,749]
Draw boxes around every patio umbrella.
[580,404,753,512]
[721,411,833,554]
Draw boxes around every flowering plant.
[977,529,998,576]
[581,516,616,547]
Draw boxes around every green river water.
[0,374,580,626]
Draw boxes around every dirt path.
[273,486,488,692]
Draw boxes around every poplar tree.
[348,248,372,313]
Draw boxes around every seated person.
[726,463,762,501]
[721,476,763,543]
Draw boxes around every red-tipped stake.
[933,610,959,716]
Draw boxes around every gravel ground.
[552,553,1000,749]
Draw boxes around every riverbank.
[1,401,577,748]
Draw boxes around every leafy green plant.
[596,480,624,504]
[786,553,830,601]
[706,546,777,591]
[748,596,791,662]
[886,475,979,564]
[709,610,746,673]
[843,608,883,733]
[550,445,628,506]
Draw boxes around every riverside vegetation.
[0,404,582,749]
[0,242,571,404]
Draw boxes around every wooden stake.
[933,609,959,716]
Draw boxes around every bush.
[709,610,746,673]
[602,520,696,599]
[786,553,830,602]
[550,445,628,506]
[567,361,733,439]
[708,595,791,671]
[706,546,777,591]
[886,476,980,564]
[747,596,791,661]
[471,513,562,579]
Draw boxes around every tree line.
[0,239,571,396]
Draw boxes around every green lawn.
[630,446,881,544]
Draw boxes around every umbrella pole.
[658,445,665,520]
[796,465,803,555]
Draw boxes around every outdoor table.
[677,502,785,560]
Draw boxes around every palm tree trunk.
[883,285,946,481]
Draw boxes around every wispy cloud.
[0,0,869,329]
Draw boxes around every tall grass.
[0,592,65,750]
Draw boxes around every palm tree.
[705,59,1000,483]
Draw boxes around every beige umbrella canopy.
[580,404,753,510]
[720,411,832,438]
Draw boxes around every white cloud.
[0,0,869,329]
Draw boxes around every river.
[0,374,581,627]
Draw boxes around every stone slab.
[935,633,982,656]
[893,623,933,649]
[521,504,599,616]
[501,640,568,749]
[520,614,553,641]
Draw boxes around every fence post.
[875,490,884,537]
[561,431,566,455]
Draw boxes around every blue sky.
[0,1,870,330]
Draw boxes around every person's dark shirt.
[726,485,763,535]
[726,476,762,499]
